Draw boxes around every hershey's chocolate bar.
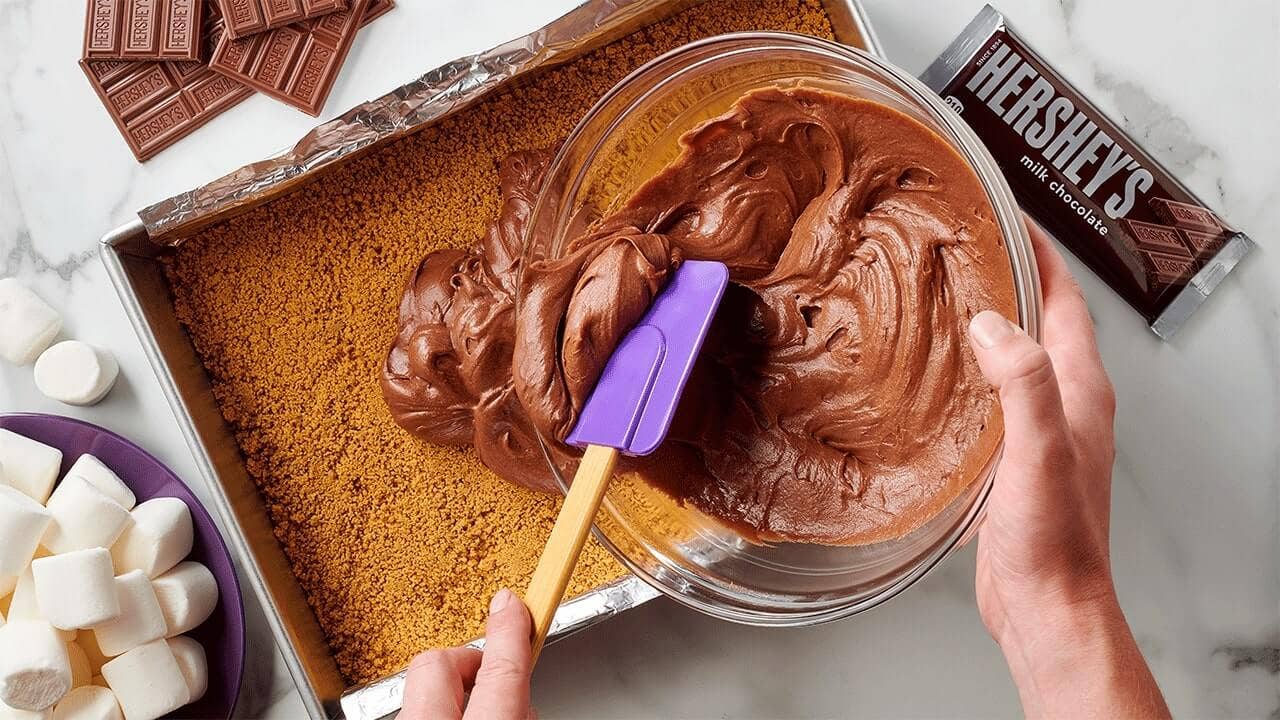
[207,0,371,116]
[921,5,1253,339]
[213,0,348,40]
[83,0,205,62]
[80,5,254,162]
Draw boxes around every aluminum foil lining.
[124,0,881,717]
[139,0,685,242]
[339,577,661,720]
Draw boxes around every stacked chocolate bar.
[79,0,394,161]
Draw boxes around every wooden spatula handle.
[523,444,619,661]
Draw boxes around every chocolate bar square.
[81,6,254,161]
[215,0,348,40]
[1149,197,1225,234]
[208,0,372,116]
[1123,218,1193,256]
[1178,228,1228,256]
[1140,249,1197,287]
[83,0,205,62]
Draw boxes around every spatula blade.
[565,260,728,456]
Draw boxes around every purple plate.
[0,413,244,720]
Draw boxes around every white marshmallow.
[7,571,75,643]
[5,573,34,623]
[0,431,63,504]
[31,551,119,632]
[0,486,52,576]
[64,646,89,692]
[0,700,52,720]
[60,458,133,512]
[1,575,16,599]
[89,573,164,658]
[33,343,118,408]
[150,563,216,638]
[0,621,71,712]
[71,637,106,678]
[109,500,191,580]
[51,687,119,720]
[100,640,189,720]
[40,479,131,556]
[164,637,206,704]
[0,279,62,366]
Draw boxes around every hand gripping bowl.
[0,413,245,719]
[519,33,1042,625]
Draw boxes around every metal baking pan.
[101,1,884,717]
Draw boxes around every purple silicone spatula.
[524,259,729,659]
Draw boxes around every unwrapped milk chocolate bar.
[922,5,1253,339]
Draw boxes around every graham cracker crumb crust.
[165,0,837,684]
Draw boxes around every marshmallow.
[7,571,75,643]
[0,279,62,366]
[0,701,52,720]
[89,572,164,658]
[109,499,191,580]
[51,687,119,720]
[33,343,118,408]
[164,637,206,704]
[5,572,35,621]
[86,681,103,691]
[150,563,216,638]
[40,479,131,556]
[60,458,133,512]
[64,646,89,692]
[0,431,62,504]
[100,640,189,720]
[1,575,16,599]
[0,621,71,712]
[71,637,106,678]
[0,486,52,576]
[31,550,120,632]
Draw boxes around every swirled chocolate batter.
[383,87,1016,544]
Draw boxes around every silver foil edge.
[138,0,669,242]
[918,4,1003,96]
[119,1,884,717]
[1151,233,1255,339]
[338,576,661,720]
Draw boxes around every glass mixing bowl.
[519,32,1041,625]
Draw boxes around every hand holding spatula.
[522,260,729,659]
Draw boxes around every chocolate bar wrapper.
[921,4,1253,339]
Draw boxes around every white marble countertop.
[1,0,1276,717]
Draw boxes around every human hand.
[967,222,1168,718]
[400,589,535,720]
[969,222,1116,646]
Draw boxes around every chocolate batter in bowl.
[516,33,1041,624]
[382,32,1042,624]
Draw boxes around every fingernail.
[490,588,514,614]
[969,311,1014,349]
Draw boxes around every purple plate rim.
[0,412,246,719]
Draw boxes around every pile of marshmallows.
[0,429,217,720]
[0,278,118,406]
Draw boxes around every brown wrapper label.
[921,4,1253,339]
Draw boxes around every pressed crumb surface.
[165,0,838,684]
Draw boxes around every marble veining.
[1092,71,1222,181]
[1,0,1276,718]
[1218,645,1280,675]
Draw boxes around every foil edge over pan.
[139,0,672,241]
[340,577,661,720]
[111,1,883,718]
